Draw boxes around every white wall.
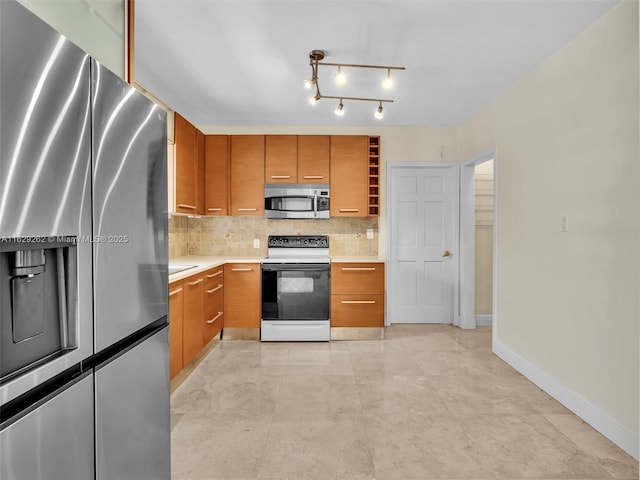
[454,0,639,455]
[18,0,125,78]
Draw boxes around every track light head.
[381,69,393,90]
[374,103,384,119]
[308,92,321,106]
[335,66,347,86]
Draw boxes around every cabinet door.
[298,135,330,183]
[174,112,198,214]
[230,136,265,215]
[223,263,260,328]
[265,135,297,183]
[182,274,204,365]
[196,128,205,214]
[205,135,229,215]
[330,136,368,217]
[169,281,184,379]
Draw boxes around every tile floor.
[170,325,638,480]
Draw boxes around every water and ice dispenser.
[0,238,78,380]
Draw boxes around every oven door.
[261,263,330,320]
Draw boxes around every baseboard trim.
[493,340,639,460]
[331,327,384,340]
[475,314,493,327]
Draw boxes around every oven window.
[262,266,329,320]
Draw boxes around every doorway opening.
[473,160,494,327]
[459,149,497,331]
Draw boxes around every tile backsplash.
[169,215,378,258]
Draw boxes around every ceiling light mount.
[305,49,405,120]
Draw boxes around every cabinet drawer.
[203,312,223,344]
[331,294,384,327]
[204,288,223,344]
[331,263,384,294]
[203,266,224,287]
[204,286,223,319]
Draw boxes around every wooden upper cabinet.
[174,112,199,214]
[265,135,297,184]
[330,135,368,217]
[205,135,229,215]
[298,135,330,183]
[196,129,205,214]
[230,135,265,216]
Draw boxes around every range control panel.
[267,235,329,248]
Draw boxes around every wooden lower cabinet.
[331,263,385,327]
[203,266,224,343]
[182,273,204,365]
[169,280,184,380]
[223,263,260,328]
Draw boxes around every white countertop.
[169,255,386,282]
[330,256,386,263]
[169,256,261,282]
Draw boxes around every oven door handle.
[261,264,329,272]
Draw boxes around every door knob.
[442,250,452,258]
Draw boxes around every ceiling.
[134,0,619,128]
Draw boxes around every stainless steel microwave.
[264,184,330,219]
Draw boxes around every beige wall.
[18,0,126,78]
[455,0,639,443]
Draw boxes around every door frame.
[386,162,460,326]
[459,147,498,332]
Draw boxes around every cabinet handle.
[341,267,376,271]
[187,278,203,286]
[207,311,223,324]
[177,204,196,210]
[231,268,253,272]
[339,208,359,212]
[169,287,183,297]
[303,175,324,179]
[237,208,257,212]
[207,208,222,212]
[207,270,223,278]
[207,284,223,294]
[341,300,376,304]
[270,175,291,179]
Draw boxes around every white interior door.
[389,164,458,324]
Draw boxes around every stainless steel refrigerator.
[0,2,170,479]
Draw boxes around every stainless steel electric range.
[261,235,330,341]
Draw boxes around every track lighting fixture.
[305,50,404,120]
